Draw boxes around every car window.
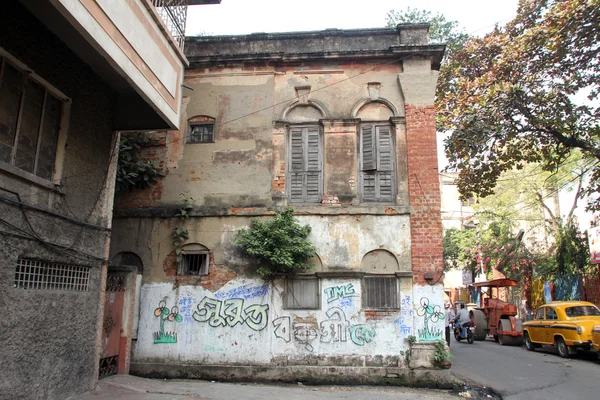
[535,308,545,320]
[565,306,600,317]
[546,308,557,320]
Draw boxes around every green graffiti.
[153,298,182,344]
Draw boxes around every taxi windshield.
[564,306,600,317]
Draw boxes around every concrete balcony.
[19,0,220,131]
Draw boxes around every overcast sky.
[187,0,520,37]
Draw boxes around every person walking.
[444,302,455,347]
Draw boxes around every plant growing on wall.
[172,194,193,263]
[432,340,452,368]
[116,133,165,192]
[234,208,317,278]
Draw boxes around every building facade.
[0,1,216,398]
[111,25,447,383]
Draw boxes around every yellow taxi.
[523,301,600,358]
[593,324,600,352]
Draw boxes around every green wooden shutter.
[361,125,376,171]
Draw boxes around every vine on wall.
[116,133,165,192]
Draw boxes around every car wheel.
[524,332,535,351]
[556,337,570,358]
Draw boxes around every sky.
[186,0,520,37]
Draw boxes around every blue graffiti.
[339,298,353,307]
[178,296,196,324]
[214,283,269,300]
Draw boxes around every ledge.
[112,205,412,218]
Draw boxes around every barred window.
[285,276,320,309]
[362,276,398,309]
[178,251,209,276]
[14,258,90,291]
[188,123,214,144]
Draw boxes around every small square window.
[188,124,214,144]
[362,276,398,309]
[285,276,320,309]
[178,252,209,276]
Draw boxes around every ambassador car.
[523,301,600,358]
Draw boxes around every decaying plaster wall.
[112,25,446,381]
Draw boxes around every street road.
[449,335,600,400]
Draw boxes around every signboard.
[462,269,473,285]
[588,226,600,264]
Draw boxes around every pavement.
[75,374,477,400]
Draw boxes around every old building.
[0,1,217,399]
[111,25,446,383]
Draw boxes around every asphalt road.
[449,335,600,400]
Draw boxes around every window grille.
[362,276,398,309]
[14,259,90,291]
[151,0,188,50]
[285,276,320,309]
[188,124,214,143]
[178,252,209,276]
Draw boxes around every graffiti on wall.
[178,296,196,324]
[272,307,376,351]
[153,298,183,344]
[324,284,359,304]
[215,283,269,300]
[192,296,269,331]
[415,297,443,340]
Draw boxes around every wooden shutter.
[290,128,304,171]
[360,125,376,171]
[288,126,322,203]
[376,126,392,171]
[306,128,320,171]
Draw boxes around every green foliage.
[172,194,193,263]
[385,7,469,58]
[116,133,165,192]
[234,208,316,278]
[432,340,452,368]
[443,228,477,271]
[555,221,590,276]
[439,0,600,210]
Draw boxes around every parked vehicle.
[593,325,600,353]
[453,321,475,344]
[470,279,524,346]
[523,301,600,358]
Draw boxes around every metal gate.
[99,274,126,379]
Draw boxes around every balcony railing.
[152,0,188,50]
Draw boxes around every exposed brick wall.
[114,132,168,208]
[405,105,443,285]
[163,250,238,291]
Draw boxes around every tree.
[385,7,469,58]
[439,0,600,211]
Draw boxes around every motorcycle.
[453,321,475,344]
